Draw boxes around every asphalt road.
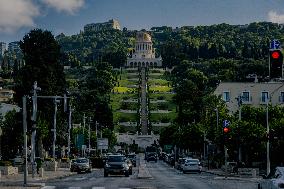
[41,160,259,189]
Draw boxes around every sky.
[1,0,284,44]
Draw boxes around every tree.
[14,29,66,157]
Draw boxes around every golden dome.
[136,32,152,42]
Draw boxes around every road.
[41,160,259,189]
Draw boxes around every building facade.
[8,41,21,55]
[126,32,162,68]
[84,19,120,32]
[214,82,284,113]
[0,42,6,57]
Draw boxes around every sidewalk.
[204,168,262,182]
[0,168,76,188]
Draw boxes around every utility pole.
[266,98,270,176]
[83,114,85,137]
[52,99,59,160]
[225,145,228,178]
[237,95,242,162]
[67,104,72,159]
[23,96,28,186]
[89,118,91,153]
[31,81,40,178]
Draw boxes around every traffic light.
[223,120,230,142]
[270,50,283,79]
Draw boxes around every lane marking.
[41,186,55,189]
[92,187,105,189]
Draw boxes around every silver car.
[259,167,284,189]
[181,159,202,173]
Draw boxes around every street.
[40,159,259,189]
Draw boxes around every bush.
[0,161,12,166]
[157,96,165,100]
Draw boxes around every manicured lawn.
[149,86,172,93]
[148,79,170,86]
[149,112,177,122]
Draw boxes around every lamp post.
[266,97,270,176]
[52,99,60,160]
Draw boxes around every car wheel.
[183,170,186,174]
[77,171,81,174]
[130,170,132,175]
[125,172,129,177]
[104,171,108,177]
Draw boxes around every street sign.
[270,39,281,50]
[97,138,108,150]
[223,120,230,128]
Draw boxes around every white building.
[84,19,120,32]
[8,41,21,54]
[214,82,284,113]
[126,31,162,68]
[0,42,6,56]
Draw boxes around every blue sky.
[1,0,284,44]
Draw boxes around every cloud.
[0,0,39,33]
[42,0,85,14]
[268,11,284,24]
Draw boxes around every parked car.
[104,155,130,177]
[181,159,202,173]
[258,167,284,189]
[70,159,77,172]
[146,152,157,162]
[13,156,24,165]
[176,158,187,170]
[73,158,92,173]
[126,153,137,167]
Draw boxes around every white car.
[259,167,284,189]
[181,158,202,173]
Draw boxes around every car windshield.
[76,159,88,163]
[108,156,125,162]
[186,160,199,164]
[127,155,135,158]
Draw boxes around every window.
[261,91,269,103]
[242,91,250,102]
[223,91,230,102]
[280,92,284,102]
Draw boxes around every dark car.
[73,158,92,173]
[104,155,130,177]
[126,154,137,167]
[70,159,77,172]
[146,152,157,162]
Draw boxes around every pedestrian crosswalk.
[41,186,132,189]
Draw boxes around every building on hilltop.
[84,19,120,32]
[8,41,21,54]
[0,42,6,57]
[214,82,284,113]
[126,31,162,68]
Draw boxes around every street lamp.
[266,96,270,176]
[52,99,60,160]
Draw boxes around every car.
[258,167,284,189]
[70,159,77,172]
[73,158,92,173]
[146,152,157,162]
[104,155,130,177]
[13,156,24,166]
[126,154,137,167]
[176,158,187,170]
[181,159,202,173]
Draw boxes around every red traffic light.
[223,127,229,133]
[272,51,280,59]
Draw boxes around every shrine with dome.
[126,31,162,67]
